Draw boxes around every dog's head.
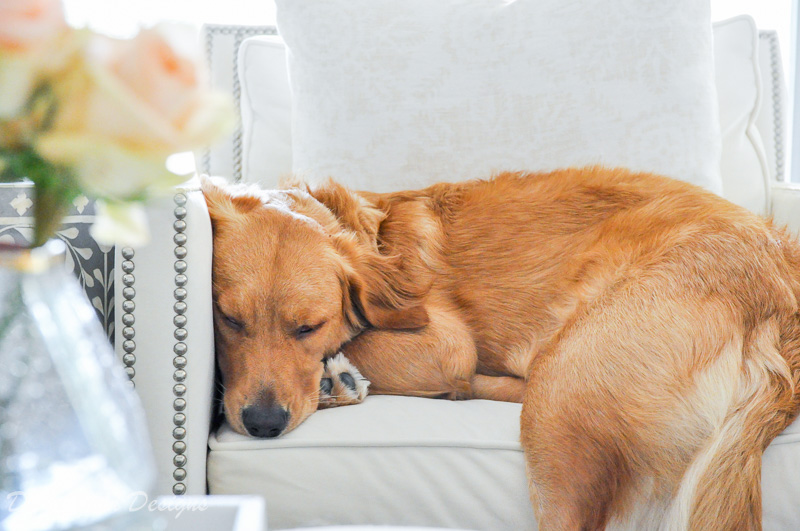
[203,179,429,437]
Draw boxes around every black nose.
[241,403,289,438]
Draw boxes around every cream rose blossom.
[0,0,71,118]
[0,0,66,52]
[91,200,150,248]
[36,26,234,200]
[1,8,233,247]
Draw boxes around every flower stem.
[0,281,22,341]
[0,282,24,494]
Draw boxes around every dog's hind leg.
[470,374,526,402]
[519,273,768,531]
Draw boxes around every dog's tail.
[675,242,800,531]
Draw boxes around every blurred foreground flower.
[0,1,234,246]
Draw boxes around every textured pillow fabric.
[274,0,722,194]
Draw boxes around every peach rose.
[36,25,234,200]
[0,0,72,119]
[0,0,67,53]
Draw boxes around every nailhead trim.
[171,192,189,496]
[120,247,137,387]
[201,24,278,180]
[173,467,187,482]
[760,31,785,182]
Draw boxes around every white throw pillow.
[273,0,722,194]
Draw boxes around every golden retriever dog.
[203,167,800,530]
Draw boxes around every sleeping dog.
[203,167,800,530]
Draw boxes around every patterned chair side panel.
[0,183,114,340]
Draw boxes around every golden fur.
[204,167,800,530]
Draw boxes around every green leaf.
[31,165,80,247]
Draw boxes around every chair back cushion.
[714,16,770,213]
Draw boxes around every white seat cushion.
[207,396,800,530]
[209,397,534,530]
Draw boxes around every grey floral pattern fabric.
[0,183,115,341]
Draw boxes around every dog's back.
[208,167,800,529]
[341,168,800,529]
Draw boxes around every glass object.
[0,240,155,530]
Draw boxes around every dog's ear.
[337,240,430,331]
[201,177,262,228]
[343,264,430,331]
[308,180,385,246]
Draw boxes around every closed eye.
[223,314,244,331]
[215,304,244,332]
[296,322,325,339]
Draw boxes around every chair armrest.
[115,181,215,496]
[770,182,800,236]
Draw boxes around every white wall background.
[63,0,792,79]
[711,0,791,78]
[64,1,276,36]
[62,2,789,42]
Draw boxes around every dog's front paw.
[318,352,370,409]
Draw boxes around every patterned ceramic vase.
[0,240,155,530]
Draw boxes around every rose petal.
[35,133,188,199]
[91,200,150,247]
[0,57,37,118]
[0,0,67,53]
[179,91,237,148]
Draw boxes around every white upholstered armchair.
[115,17,800,530]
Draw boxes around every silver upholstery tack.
[171,192,190,495]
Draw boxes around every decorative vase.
[0,240,156,530]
